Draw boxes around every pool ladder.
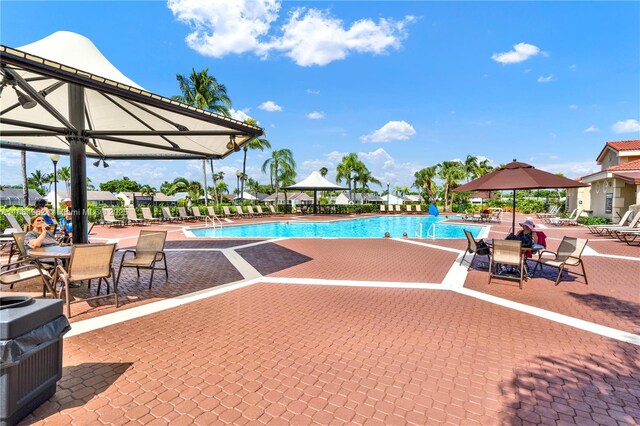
[204,213,223,231]
[414,223,423,239]
[425,223,436,240]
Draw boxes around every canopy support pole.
[68,84,88,244]
[512,189,516,234]
[314,190,318,214]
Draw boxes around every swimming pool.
[189,216,484,239]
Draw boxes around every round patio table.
[28,245,73,296]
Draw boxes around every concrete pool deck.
[2,212,639,425]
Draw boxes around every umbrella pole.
[314,190,317,214]
[512,189,516,234]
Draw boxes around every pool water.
[190,216,483,239]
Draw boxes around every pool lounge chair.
[177,207,196,222]
[20,212,32,225]
[141,207,159,224]
[222,206,237,218]
[531,236,588,286]
[256,206,270,216]
[235,205,250,218]
[594,211,640,237]
[125,207,145,225]
[415,205,423,214]
[550,209,583,226]
[191,207,206,221]
[102,208,125,227]
[545,208,577,225]
[161,207,180,222]
[268,205,284,215]
[4,213,25,232]
[405,205,413,214]
[206,206,220,219]
[380,204,386,214]
[395,205,402,213]
[587,209,632,234]
[247,206,258,217]
[619,230,640,246]
[536,206,560,219]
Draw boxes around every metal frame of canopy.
[283,171,347,214]
[0,43,263,243]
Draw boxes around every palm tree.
[438,161,466,212]
[140,185,156,197]
[413,165,438,204]
[170,177,202,201]
[241,118,271,202]
[21,151,28,206]
[335,153,359,201]
[463,155,479,182]
[319,167,328,177]
[58,166,71,193]
[28,169,48,192]
[354,164,381,203]
[477,159,494,177]
[215,181,229,199]
[172,68,231,115]
[261,149,296,210]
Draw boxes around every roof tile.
[606,158,640,171]
[605,140,640,151]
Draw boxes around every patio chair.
[4,213,25,232]
[125,207,145,225]
[102,208,125,227]
[405,205,413,214]
[177,207,196,221]
[222,206,237,218]
[206,206,220,219]
[115,230,168,290]
[0,257,54,298]
[488,239,525,289]
[460,230,491,270]
[190,207,206,221]
[488,208,502,223]
[598,211,640,237]
[256,206,270,216]
[550,209,583,226]
[395,205,402,213]
[235,205,250,218]
[415,205,423,214]
[531,237,589,286]
[268,205,284,215]
[56,243,118,317]
[161,207,180,222]
[141,207,159,224]
[380,204,386,214]
[587,209,633,234]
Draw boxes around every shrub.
[577,216,609,226]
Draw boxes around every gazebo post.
[511,189,516,234]
[314,189,317,214]
[68,84,88,244]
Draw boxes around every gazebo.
[283,171,347,214]
[0,31,263,242]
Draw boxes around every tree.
[413,165,438,204]
[21,151,28,206]
[28,169,48,192]
[58,166,71,193]
[172,68,231,115]
[354,164,381,202]
[99,177,141,193]
[463,155,479,182]
[241,118,271,202]
[215,180,229,197]
[262,149,296,209]
[438,161,466,212]
[336,153,359,201]
[477,159,494,177]
[319,167,328,177]
[170,177,202,201]
[159,181,175,196]
[140,185,156,196]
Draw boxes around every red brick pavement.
[22,284,640,425]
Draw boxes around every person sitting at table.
[59,211,73,243]
[516,219,538,258]
[23,215,60,268]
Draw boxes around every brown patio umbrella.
[454,160,588,233]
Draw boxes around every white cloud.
[306,89,320,95]
[569,64,577,71]
[169,0,415,67]
[491,42,542,64]
[612,119,640,133]
[569,104,577,109]
[584,125,599,133]
[534,161,599,179]
[537,74,554,83]
[258,100,283,112]
[306,111,325,119]
[361,120,416,143]
[230,108,252,122]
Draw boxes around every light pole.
[49,154,60,219]
[235,170,241,205]
[387,182,390,207]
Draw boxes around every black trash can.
[0,296,70,426]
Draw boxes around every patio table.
[28,245,73,296]
[485,239,545,278]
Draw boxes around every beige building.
[568,140,640,220]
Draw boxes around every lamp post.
[235,170,241,205]
[387,182,390,207]
[49,154,60,218]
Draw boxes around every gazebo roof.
[0,31,263,160]
[283,171,347,191]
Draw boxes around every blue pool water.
[190,216,483,239]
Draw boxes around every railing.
[426,222,436,240]
[414,223,423,239]
[204,213,223,231]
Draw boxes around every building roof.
[118,192,173,202]
[612,171,640,184]
[596,139,640,163]
[263,192,313,202]
[52,190,118,201]
[0,188,42,201]
[606,158,640,171]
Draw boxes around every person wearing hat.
[516,219,538,257]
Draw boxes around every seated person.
[59,212,73,243]
[24,215,60,266]
[516,219,538,258]
[33,198,57,225]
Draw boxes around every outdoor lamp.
[15,87,37,109]
[49,154,60,218]
[93,159,101,167]
[102,160,110,168]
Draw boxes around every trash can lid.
[0,297,64,340]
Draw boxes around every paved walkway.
[2,213,638,425]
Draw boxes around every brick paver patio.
[2,212,638,425]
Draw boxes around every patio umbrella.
[454,160,588,233]
[282,171,347,214]
[0,31,263,243]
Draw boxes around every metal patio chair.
[115,230,168,290]
[531,237,589,286]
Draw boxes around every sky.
[1,0,639,193]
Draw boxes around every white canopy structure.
[283,171,346,213]
[0,31,263,242]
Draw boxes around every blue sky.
[1,1,639,193]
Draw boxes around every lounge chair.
[256,206,270,216]
[177,207,196,222]
[536,206,560,219]
[222,206,237,218]
[550,209,583,226]
[4,213,25,232]
[102,208,125,227]
[56,243,118,317]
[161,207,180,222]
[415,205,423,214]
[141,207,159,224]
[115,230,168,290]
[125,207,144,225]
[619,230,640,246]
[380,204,386,214]
[191,207,206,221]
[20,212,32,225]
[247,206,258,217]
[206,206,220,219]
[545,208,576,225]
[586,209,633,234]
[269,205,284,215]
[395,205,402,213]
[405,205,413,214]
[488,208,502,223]
[531,237,588,286]
[488,239,525,289]
[594,211,640,237]
[235,205,250,218]
[460,230,491,270]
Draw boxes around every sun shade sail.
[283,171,347,191]
[0,31,262,160]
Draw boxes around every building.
[116,192,175,206]
[233,191,269,204]
[46,190,119,206]
[333,192,384,204]
[263,192,313,206]
[0,188,42,205]
[568,140,640,220]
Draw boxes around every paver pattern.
[22,284,640,425]
[1,212,638,425]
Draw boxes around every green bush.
[577,216,609,225]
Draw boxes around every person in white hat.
[516,219,538,256]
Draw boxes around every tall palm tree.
[356,167,381,202]
[241,118,271,201]
[140,185,156,197]
[477,159,494,177]
[335,153,359,201]
[170,177,202,201]
[319,167,328,177]
[21,151,28,206]
[413,165,438,204]
[463,155,479,182]
[261,149,296,210]
[58,166,71,193]
[28,169,48,192]
[438,161,466,212]
[172,68,231,115]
